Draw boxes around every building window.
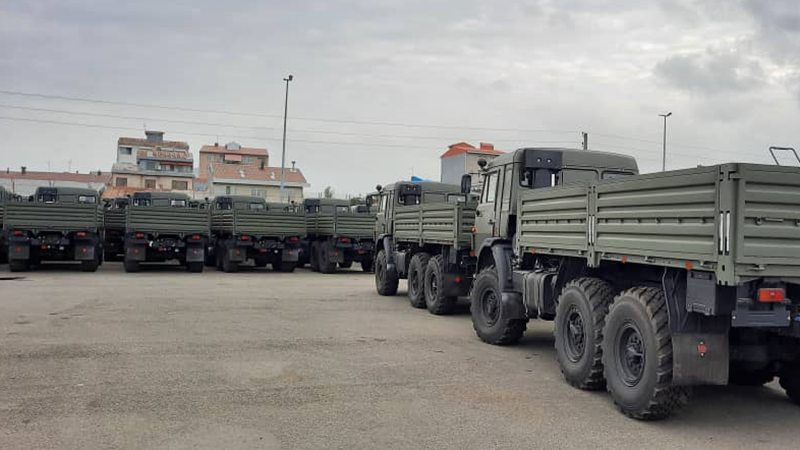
[251,189,267,198]
[172,180,188,190]
[207,154,213,162]
[119,147,132,155]
[144,179,156,189]
[116,177,128,187]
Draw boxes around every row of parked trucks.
[0,189,375,274]
[371,147,800,420]
[2,145,799,420]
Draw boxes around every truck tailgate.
[127,207,209,236]
[213,210,306,238]
[4,202,100,233]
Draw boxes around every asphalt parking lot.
[1,263,798,450]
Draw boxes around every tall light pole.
[280,74,294,202]
[659,112,672,171]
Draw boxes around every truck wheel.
[470,266,527,345]
[360,257,373,273]
[319,244,337,274]
[9,260,30,272]
[273,261,296,273]
[375,249,398,296]
[339,260,353,269]
[80,259,99,273]
[186,261,204,273]
[123,259,140,273]
[602,287,689,420]
[310,242,321,272]
[424,255,457,315]
[221,252,239,273]
[254,257,268,268]
[779,362,800,405]
[407,253,430,308]
[554,277,615,390]
[728,363,775,386]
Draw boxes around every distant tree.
[349,196,364,206]
[323,186,334,199]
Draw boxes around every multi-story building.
[110,131,194,194]
[198,142,268,178]
[440,142,504,191]
[210,163,308,203]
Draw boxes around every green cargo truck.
[123,192,209,273]
[0,186,22,264]
[102,197,129,261]
[372,181,476,314]
[304,198,375,273]
[4,187,103,272]
[207,195,305,273]
[464,147,800,419]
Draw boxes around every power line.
[0,115,579,150]
[0,88,578,133]
[0,103,574,143]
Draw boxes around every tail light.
[12,230,23,236]
[239,235,250,241]
[471,226,477,233]
[76,231,87,238]
[758,288,785,303]
[134,232,145,239]
[190,234,202,241]
[340,238,350,243]
[289,236,299,243]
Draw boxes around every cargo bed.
[4,202,101,233]
[393,202,475,249]
[306,212,373,239]
[211,209,306,238]
[126,207,209,236]
[517,163,800,285]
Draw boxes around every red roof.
[211,164,307,184]
[0,170,111,183]
[440,142,505,159]
[200,144,268,157]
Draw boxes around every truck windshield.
[170,199,187,207]
[78,195,96,204]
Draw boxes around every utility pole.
[280,74,294,202]
[659,112,672,171]
[581,132,588,150]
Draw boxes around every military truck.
[4,186,103,272]
[207,196,305,272]
[304,198,375,273]
[460,147,800,419]
[123,192,209,273]
[372,181,476,314]
[0,186,19,264]
[102,197,129,261]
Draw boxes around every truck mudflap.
[281,247,299,262]
[442,273,472,297]
[73,242,96,261]
[126,245,146,261]
[492,243,527,320]
[672,332,729,385]
[8,240,30,260]
[186,244,205,262]
[226,246,246,263]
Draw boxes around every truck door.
[474,168,501,246]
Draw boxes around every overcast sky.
[0,0,798,196]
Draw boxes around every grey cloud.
[654,49,765,95]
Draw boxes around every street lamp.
[659,112,672,171]
[280,74,294,202]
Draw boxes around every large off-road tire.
[360,257,373,273]
[470,266,527,345]
[273,261,296,273]
[554,277,615,390]
[318,243,337,274]
[407,253,430,308]
[424,255,457,315]
[310,242,321,272]
[221,251,239,273]
[602,287,689,420]
[254,256,269,268]
[779,362,800,405]
[375,249,398,296]
[9,260,30,272]
[80,259,99,273]
[123,259,140,273]
[186,261,204,273]
[728,363,775,386]
[339,260,353,269]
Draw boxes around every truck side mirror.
[460,174,472,194]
